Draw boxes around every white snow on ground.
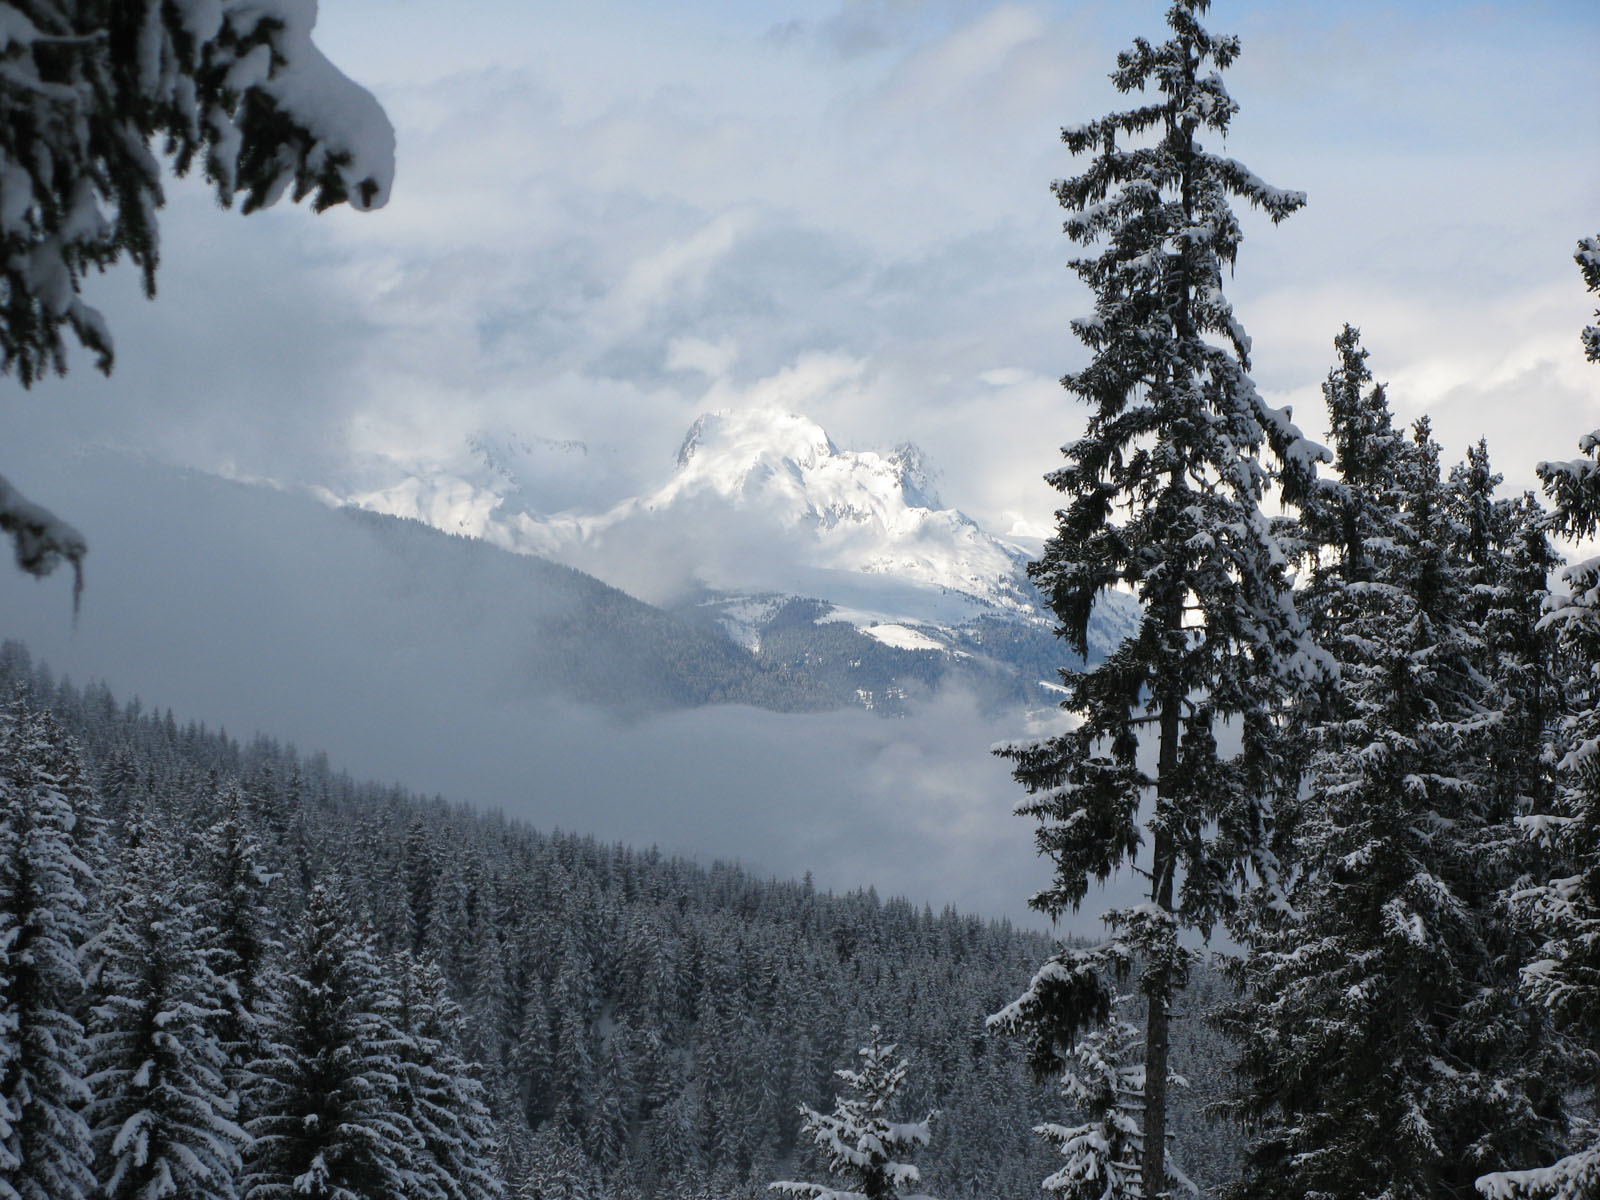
[860,624,944,652]
[701,596,789,652]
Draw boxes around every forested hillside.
[0,640,1243,1199]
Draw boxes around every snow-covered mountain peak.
[340,406,1053,629]
[674,409,839,476]
[659,407,948,531]
[888,441,942,510]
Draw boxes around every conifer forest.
[0,1,1596,1199]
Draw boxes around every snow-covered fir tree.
[391,950,503,1200]
[990,951,1194,1199]
[1581,234,1600,366]
[1477,236,1600,1200]
[997,2,1325,1192]
[242,880,417,1200]
[1033,998,1146,1200]
[1442,442,1572,1166]
[0,692,102,1200]
[519,1125,602,1200]
[85,831,247,1200]
[772,1027,935,1200]
[1224,334,1564,1199]
[1447,444,1561,828]
[198,781,280,1123]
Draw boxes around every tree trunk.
[1143,690,1181,1199]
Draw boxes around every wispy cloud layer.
[15,0,1591,535]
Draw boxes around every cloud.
[666,336,738,379]
[766,0,981,62]
[21,1,1593,486]
[25,0,1586,534]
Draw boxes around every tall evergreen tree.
[1225,335,1561,1198]
[997,3,1323,1192]
[512,977,556,1131]
[86,833,247,1200]
[519,1127,600,1200]
[241,881,417,1200]
[1447,446,1561,826]
[1581,235,1600,366]
[1478,236,1600,1200]
[198,781,279,1117]
[770,1027,935,1200]
[1444,446,1571,1174]
[0,693,101,1200]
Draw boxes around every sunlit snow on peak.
[657,407,951,534]
[340,405,1047,633]
[674,408,838,473]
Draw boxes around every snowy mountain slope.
[347,429,599,536]
[342,407,1141,672]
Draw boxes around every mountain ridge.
[339,406,1140,684]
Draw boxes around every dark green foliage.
[242,882,416,1200]
[771,1027,934,1200]
[1578,236,1600,365]
[1032,1001,1143,1200]
[391,951,503,1200]
[0,0,389,593]
[86,833,246,1200]
[0,693,101,1200]
[1224,334,1566,1200]
[1001,1,1322,1192]
[0,0,389,386]
[199,780,280,1107]
[1479,240,1600,1199]
[1524,431,1600,1042]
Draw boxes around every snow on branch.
[1478,1141,1600,1200]
[1209,157,1306,223]
[0,0,395,595]
[223,0,397,213]
[0,472,83,606]
[772,1027,937,1200]
[0,0,395,384]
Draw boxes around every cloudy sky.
[3,0,1596,928]
[13,0,1597,531]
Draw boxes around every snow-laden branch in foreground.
[0,0,395,596]
[1478,1140,1600,1200]
[0,472,83,606]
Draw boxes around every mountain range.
[340,406,1140,710]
